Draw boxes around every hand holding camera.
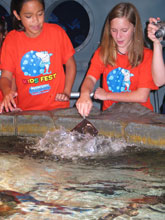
[148,17,165,46]
[154,21,165,39]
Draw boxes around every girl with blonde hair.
[76,2,158,117]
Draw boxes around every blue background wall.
[1,0,165,112]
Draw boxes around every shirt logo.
[21,50,53,77]
[107,67,134,92]
[21,50,54,95]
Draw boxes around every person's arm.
[64,56,76,97]
[0,70,17,113]
[94,87,150,103]
[152,42,165,87]
[147,17,165,86]
[11,77,17,92]
[55,56,76,101]
[76,75,97,117]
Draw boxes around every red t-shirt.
[1,23,75,111]
[87,47,158,111]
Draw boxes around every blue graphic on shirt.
[21,51,53,76]
[107,67,134,92]
[21,50,53,95]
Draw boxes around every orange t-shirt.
[1,23,75,111]
[87,47,158,111]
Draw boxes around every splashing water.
[30,127,127,160]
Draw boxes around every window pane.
[48,1,90,49]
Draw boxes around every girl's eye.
[111,29,117,32]
[38,12,44,16]
[122,29,128,32]
[24,14,32,18]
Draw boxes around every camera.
[155,21,165,38]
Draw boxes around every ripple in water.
[30,127,127,160]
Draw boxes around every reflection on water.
[0,128,164,219]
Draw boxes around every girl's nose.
[32,15,39,23]
[116,31,122,38]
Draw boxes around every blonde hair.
[100,2,144,67]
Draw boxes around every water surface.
[0,129,164,220]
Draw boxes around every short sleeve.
[87,48,105,80]
[57,26,75,64]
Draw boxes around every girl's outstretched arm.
[94,87,150,103]
[76,75,96,117]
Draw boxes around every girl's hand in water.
[55,93,70,101]
[76,95,93,117]
[0,91,18,113]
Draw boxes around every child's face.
[14,0,45,38]
[110,17,135,53]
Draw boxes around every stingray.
[71,119,98,136]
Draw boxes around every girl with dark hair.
[76,2,158,117]
[0,0,76,113]
[10,0,45,31]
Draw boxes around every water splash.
[30,127,127,160]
